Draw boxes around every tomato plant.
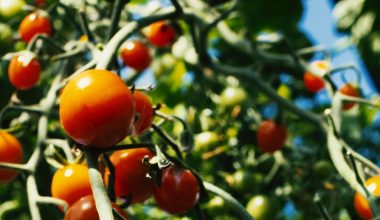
[64,195,129,220]
[353,175,380,220]
[8,52,41,90]
[246,195,277,220]
[145,21,176,48]
[120,41,151,71]
[339,83,359,110]
[59,69,134,147]
[131,91,154,136]
[19,11,52,43]
[153,166,200,214]
[51,164,92,206]
[0,131,23,183]
[109,148,154,203]
[256,120,287,153]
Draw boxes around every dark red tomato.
[59,69,135,148]
[257,120,287,153]
[120,41,151,71]
[110,148,154,203]
[0,131,23,183]
[51,164,92,206]
[303,73,324,93]
[153,166,200,214]
[64,195,129,220]
[132,91,153,135]
[145,21,176,47]
[354,175,380,220]
[8,53,41,90]
[19,12,52,43]
[339,83,359,110]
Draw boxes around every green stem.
[84,150,114,220]
[203,182,254,220]
[106,0,128,41]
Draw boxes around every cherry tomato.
[8,53,41,90]
[110,148,154,203]
[120,41,151,71]
[64,194,129,220]
[303,60,328,93]
[0,0,25,19]
[153,166,200,214]
[51,164,92,206]
[131,91,153,135]
[257,120,287,153]
[339,83,359,110]
[0,131,23,183]
[59,69,134,148]
[246,195,277,220]
[145,21,176,47]
[19,11,52,43]
[354,175,380,220]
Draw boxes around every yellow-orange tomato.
[354,175,380,219]
[131,91,154,136]
[59,69,134,147]
[51,164,92,206]
[8,54,41,90]
[0,131,23,183]
[19,12,52,43]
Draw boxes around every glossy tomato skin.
[110,148,154,203]
[51,164,92,206]
[64,195,129,220]
[19,12,52,43]
[145,21,176,47]
[354,175,380,220]
[120,41,151,71]
[339,83,359,110]
[132,91,153,135]
[153,166,200,214]
[257,120,287,153]
[59,69,134,148]
[0,131,23,183]
[8,54,41,90]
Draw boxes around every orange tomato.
[59,69,135,147]
[354,175,380,220]
[0,131,23,183]
[19,12,52,43]
[131,91,153,135]
[8,54,41,90]
[145,21,176,48]
[51,164,92,206]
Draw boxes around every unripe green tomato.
[230,170,263,192]
[219,87,247,107]
[0,23,11,43]
[194,131,219,151]
[14,41,26,51]
[205,196,227,214]
[246,195,277,220]
[312,160,334,178]
[0,0,25,19]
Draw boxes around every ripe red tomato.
[8,53,41,90]
[64,195,129,220]
[110,148,154,203]
[303,61,328,93]
[59,69,135,148]
[339,83,359,110]
[145,21,176,47]
[0,131,23,183]
[51,164,92,206]
[19,12,52,43]
[131,91,153,135]
[153,166,200,214]
[354,175,380,220]
[120,41,151,71]
[257,120,287,153]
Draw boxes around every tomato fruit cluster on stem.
[257,120,287,153]
[109,148,154,203]
[120,41,151,71]
[8,53,41,90]
[353,175,380,220]
[64,195,129,220]
[51,164,92,206]
[153,166,200,214]
[0,131,23,183]
[19,11,52,43]
[59,69,135,148]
